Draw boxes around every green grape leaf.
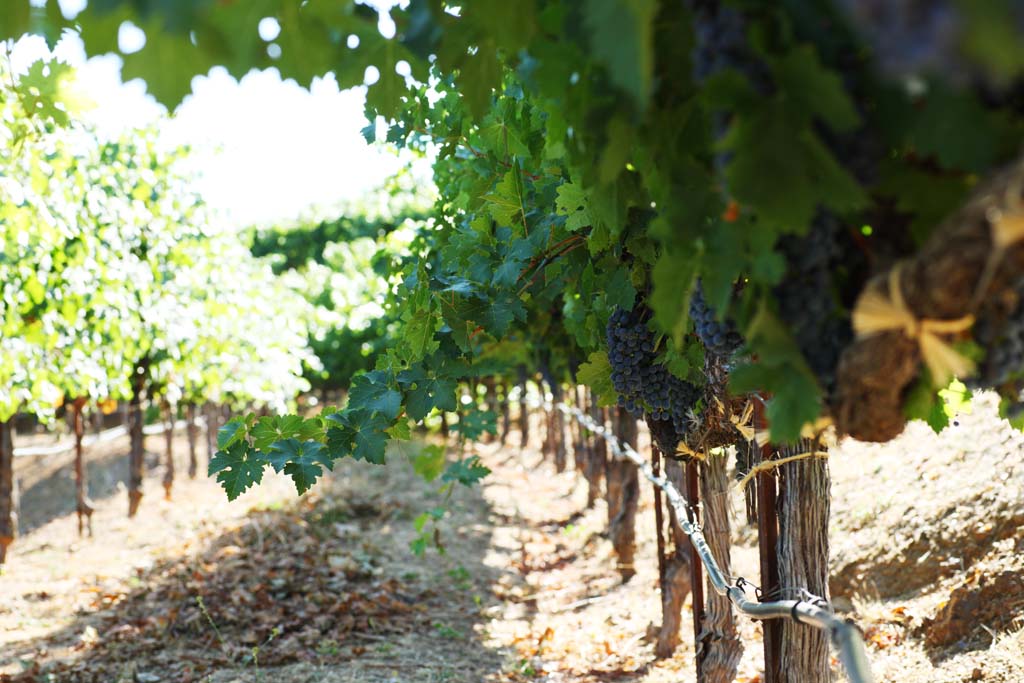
[403,375,459,421]
[770,46,859,132]
[584,0,657,111]
[578,351,616,407]
[15,59,76,126]
[729,304,822,442]
[604,267,637,312]
[452,408,497,440]
[348,373,403,419]
[266,437,332,471]
[411,444,447,482]
[387,418,413,440]
[264,438,335,494]
[251,414,314,451]
[484,170,526,229]
[347,409,392,464]
[723,101,867,231]
[442,456,491,486]
[555,181,593,232]
[217,417,248,451]
[208,442,265,501]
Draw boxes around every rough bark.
[162,401,175,500]
[656,457,693,658]
[777,440,832,683]
[73,400,94,536]
[0,419,17,565]
[128,363,147,517]
[186,403,199,479]
[582,389,604,507]
[483,377,497,444]
[550,383,567,472]
[607,408,639,581]
[698,451,743,683]
[499,382,511,446]
[571,384,587,474]
[205,402,218,461]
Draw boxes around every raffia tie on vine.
[734,450,830,491]
[852,263,975,386]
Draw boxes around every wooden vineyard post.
[606,407,639,581]
[72,398,94,536]
[582,388,603,507]
[517,364,529,450]
[550,384,567,472]
[499,382,511,446]
[572,384,586,474]
[483,377,497,444]
[128,362,147,517]
[685,459,706,668]
[0,418,17,565]
[204,401,217,462]
[162,401,175,500]
[698,451,743,682]
[655,455,694,658]
[777,438,831,683]
[653,445,666,583]
[753,397,781,683]
[186,403,199,479]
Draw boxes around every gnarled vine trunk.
[777,440,831,683]
[162,401,175,500]
[72,400,94,536]
[186,403,199,479]
[656,457,693,657]
[606,407,639,581]
[128,362,147,517]
[582,389,604,507]
[204,401,217,461]
[499,381,511,445]
[518,364,529,450]
[0,419,17,565]
[698,451,743,683]
[548,383,567,472]
[483,377,497,443]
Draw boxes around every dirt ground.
[1,399,1022,682]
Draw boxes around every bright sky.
[9,25,418,229]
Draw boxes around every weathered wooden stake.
[754,398,781,683]
[686,460,706,667]
[0,419,17,565]
[73,399,94,536]
[186,403,199,479]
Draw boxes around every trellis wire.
[546,400,874,683]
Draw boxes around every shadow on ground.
[16,447,164,535]
[2,449,517,683]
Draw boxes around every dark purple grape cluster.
[690,281,744,357]
[774,214,852,396]
[607,307,700,439]
[690,1,771,90]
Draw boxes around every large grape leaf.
[348,373,403,419]
[208,442,265,501]
[578,351,616,407]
